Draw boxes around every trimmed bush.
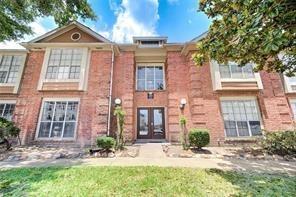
[189,128,210,149]
[96,136,115,151]
[261,131,296,156]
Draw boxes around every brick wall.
[15,50,112,147]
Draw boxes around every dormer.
[21,21,111,92]
[133,37,167,48]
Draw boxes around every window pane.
[0,71,7,83]
[51,122,63,137]
[219,65,231,78]
[139,109,148,136]
[38,122,51,138]
[137,67,145,80]
[155,66,163,79]
[0,104,5,116]
[41,102,55,121]
[249,121,261,136]
[66,102,78,121]
[243,64,255,78]
[53,102,66,121]
[63,122,75,137]
[230,64,243,78]
[155,80,164,90]
[2,104,15,121]
[289,77,296,83]
[146,80,154,90]
[137,79,145,90]
[237,121,249,136]
[146,67,154,80]
[224,121,237,137]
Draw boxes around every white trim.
[0,100,16,104]
[71,32,81,41]
[136,63,166,91]
[219,97,264,137]
[35,98,80,141]
[289,99,296,119]
[210,60,263,90]
[0,53,27,93]
[284,75,296,93]
[38,47,88,91]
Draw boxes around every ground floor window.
[0,102,15,121]
[220,99,262,137]
[37,100,79,139]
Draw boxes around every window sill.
[0,83,16,86]
[224,136,263,142]
[135,90,166,92]
[36,138,76,141]
[221,78,257,82]
[43,79,80,83]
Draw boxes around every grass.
[0,166,295,196]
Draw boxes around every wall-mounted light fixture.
[114,98,121,106]
[179,98,187,109]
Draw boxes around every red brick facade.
[1,22,295,147]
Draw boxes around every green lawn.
[0,166,295,196]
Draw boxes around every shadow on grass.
[205,168,296,196]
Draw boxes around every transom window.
[137,65,164,91]
[38,100,79,139]
[0,55,22,83]
[45,49,82,80]
[0,103,15,121]
[219,63,254,79]
[221,99,262,137]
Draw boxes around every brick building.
[0,21,295,147]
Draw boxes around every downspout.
[107,44,115,136]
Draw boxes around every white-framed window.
[0,55,23,83]
[289,99,296,119]
[220,98,262,137]
[37,99,79,139]
[0,100,16,121]
[219,63,254,79]
[284,76,296,92]
[45,48,82,80]
[136,65,165,91]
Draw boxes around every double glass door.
[137,107,165,139]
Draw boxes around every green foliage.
[96,136,115,151]
[0,117,20,140]
[114,106,125,150]
[189,128,210,149]
[179,115,189,150]
[261,130,296,156]
[195,0,296,76]
[0,0,96,41]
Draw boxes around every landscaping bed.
[0,166,295,196]
[162,145,296,161]
[0,145,140,162]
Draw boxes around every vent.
[71,32,81,41]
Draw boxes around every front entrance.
[137,107,165,139]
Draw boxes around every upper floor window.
[0,55,23,83]
[45,48,82,80]
[0,102,16,121]
[221,99,262,137]
[219,63,254,79]
[136,65,164,91]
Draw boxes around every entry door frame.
[137,107,165,139]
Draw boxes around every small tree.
[114,106,125,150]
[179,115,189,150]
[0,117,21,150]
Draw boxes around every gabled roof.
[27,21,111,43]
[190,31,208,42]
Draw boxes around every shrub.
[96,136,115,151]
[189,128,210,149]
[0,117,21,150]
[261,130,296,156]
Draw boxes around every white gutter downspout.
[107,45,115,136]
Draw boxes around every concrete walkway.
[0,143,296,175]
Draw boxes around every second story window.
[0,55,22,83]
[219,63,254,79]
[46,48,82,80]
[137,65,164,91]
